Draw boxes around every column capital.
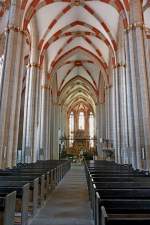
[113,63,126,69]
[27,63,41,69]
[124,22,146,32]
[41,85,50,90]
[144,27,150,38]
[4,25,27,36]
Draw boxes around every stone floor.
[30,164,94,225]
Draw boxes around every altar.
[67,129,95,156]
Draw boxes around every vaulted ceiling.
[2,0,150,113]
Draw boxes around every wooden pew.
[0,179,39,216]
[0,175,44,196]
[96,194,150,225]
[96,188,150,199]
[91,176,150,183]
[87,169,145,175]
[84,160,150,225]
[0,184,29,225]
[88,175,150,205]
[0,171,48,204]
[16,160,71,184]
[0,160,71,225]
[11,167,56,190]
[0,191,16,225]
[94,188,150,225]
[92,182,150,189]
[91,182,150,214]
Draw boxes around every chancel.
[0,1,150,225]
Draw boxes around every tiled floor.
[30,165,94,225]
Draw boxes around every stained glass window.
[89,112,94,147]
[78,111,84,130]
[69,112,74,147]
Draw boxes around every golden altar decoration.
[67,129,94,156]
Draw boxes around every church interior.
[0,0,150,225]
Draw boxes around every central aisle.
[30,165,94,225]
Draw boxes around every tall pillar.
[117,63,129,164]
[144,30,150,103]
[58,104,62,159]
[52,103,59,159]
[61,107,66,137]
[108,85,113,143]
[96,103,101,156]
[85,111,89,138]
[105,87,111,140]
[127,0,150,169]
[0,1,26,168]
[22,66,30,162]
[74,111,78,133]
[40,84,49,160]
[22,63,41,163]
[124,31,137,167]
[49,91,53,159]
[46,89,51,159]
[112,67,120,163]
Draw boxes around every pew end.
[101,206,108,225]
[2,191,16,225]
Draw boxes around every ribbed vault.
[16,0,150,112]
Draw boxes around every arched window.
[69,112,74,147]
[89,112,94,147]
[78,111,84,130]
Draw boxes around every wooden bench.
[12,167,56,190]
[0,171,49,204]
[0,191,16,225]
[0,160,71,224]
[96,194,150,225]
[91,176,150,183]
[16,160,71,184]
[84,160,150,225]
[94,188,150,224]
[0,179,39,216]
[0,184,29,225]
[91,182,150,212]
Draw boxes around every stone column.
[52,102,59,159]
[124,31,137,168]
[117,62,129,164]
[34,66,42,161]
[105,87,111,140]
[49,91,53,159]
[46,89,51,159]
[73,111,76,134]
[115,67,122,163]
[60,107,66,137]
[127,0,150,169]
[22,63,41,163]
[22,66,30,162]
[58,104,62,159]
[111,67,121,163]
[0,0,27,168]
[96,103,101,156]
[39,61,50,160]
[102,103,106,140]
[108,86,113,143]
[40,84,49,160]
[85,111,89,144]
[144,30,150,101]
[98,102,106,158]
